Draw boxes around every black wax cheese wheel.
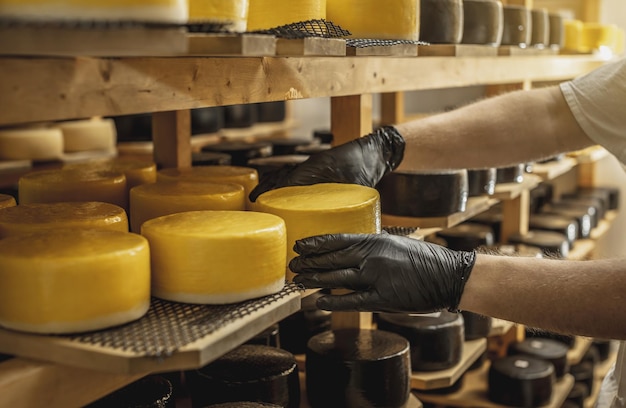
[507,230,569,258]
[376,170,468,218]
[592,339,612,361]
[267,138,315,156]
[529,213,578,249]
[496,163,525,184]
[376,312,464,372]
[530,182,554,214]
[543,201,598,229]
[436,222,495,251]
[508,338,570,378]
[467,168,497,196]
[86,375,174,408]
[530,8,550,47]
[191,107,225,134]
[470,207,503,242]
[570,361,595,398]
[540,204,592,239]
[279,291,332,355]
[577,186,620,210]
[525,328,576,348]
[419,0,464,44]
[462,311,493,340]
[247,155,309,178]
[202,141,273,167]
[559,196,605,220]
[462,0,504,46]
[192,151,232,166]
[565,382,588,407]
[187,344,300,408]
[549,13,565,47]
[488,356,555,407]
[256,101,286,123]
[312,129,334,144]
[306,329,411,408]
[501,5,531,46]
[223,104,258,128]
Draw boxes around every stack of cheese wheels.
[157,165,258,207]
[129,181,245,232]
[326,0,420,41]
[141,211,286,304]
[247,0,325,31]
[188,0,249,32]
[56,118,117,153]
[0,229,150,334]
[0,202,128,239]
[18,169,127,209]
[0,0,188,24]
[0,194,16,210]
[0,126,64,161]
[253,183,381,281]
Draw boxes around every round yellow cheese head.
[56,118,117,153]
[253,183,381,279]
[0,126,64,161]
[247,0,326,30]
[18,169,127,209]
[0,229,151,334]
[64,157,157,191]
[141,210,287,304]
[129,181,245,232]
[0,201,128,239]
[188,0,249,32]
[0,194,16,210]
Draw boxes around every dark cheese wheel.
[191,107,225,134]
[592,339,612,361]
[501,5,531,46]
[529,213,578,249]
[540,204,592,239]
[86,375,173,408]
[312,129,334,144]
[187,345,300,408]
[224,104,258,128]
[202,141,273,167]
[543,201,598,229]
[578,186,619,210]
[525,328,576,348]
[565,382,589,407]
[530,183,554,214]
[462,0,504,46]
[467,168,497,196]
[507,230,569,259]
[256,101,286,123]
[419,0,464,44]
[508,338,570,378]
[570,361,595,397]
[488,356,555,407]
[267,138,315,156]
[306,329,411,408]
[470,207,503,242]
[462,311,493,340]
[376,312,464,371]
[377,170,468,218]
[247,155,309,178]
[279,291,332,355]
[496,164,525,184]
[559,196,605,220]
[192,151,232,166]
[437,222,495,251]
[563,189,610,214]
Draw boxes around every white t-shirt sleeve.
[560,57,626,165]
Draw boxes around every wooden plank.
[0,55,607,126]
[187,33,276,56]
[488,319,516,337]
[568,239,596,261]
[498,46,559,56]
[492,174,541,200]
[591,211,618,240]
[567,336,593,366]
[276,37,345,56]
[347,43,418,57]
[0,24,187,57]
[418,44,498,57]
[381,196,495,229]
[500,189,530,243]
[569,146,609,164]
[152,110,192,169]
[531,157,578,180]
[380,92,405,125]
[411,339,487,390]
[331,94,373,146]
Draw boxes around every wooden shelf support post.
[500,189,530,243]
[380,92,405,126]
[152,110,192,169]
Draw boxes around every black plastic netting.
[383,226,419,236]
[250,19,350,39]
[346,38,429,48]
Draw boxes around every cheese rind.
[141,210,286,304]
[0,201,128,239]
[129,181,245,232]
[56,118,117,153]
[188,0,249,32]
[247,0,326,31]
[0,229,150,334]
[18,169,127,209]
[0,126,64,161]
[0,194,16,210]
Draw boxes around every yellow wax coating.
[18,169,127,209]
[188,0,249,32]
[64,158,157,190]
[142,210,286,304]
[247,0,325,31]
[0,201,128,239]
[0,229,150,334]
[0,194,16,209]
[129,181,245,232]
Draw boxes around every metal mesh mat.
[187,22,233,33]
[346,38,429,48]
[383,226,418,236]
[251,19,351,39]
[0,18,181,29]
[66,283,302,358]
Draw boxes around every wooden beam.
[330,94,373,146]
[380,92,405,125]
[500,189,530,243]
[152,110,192,170]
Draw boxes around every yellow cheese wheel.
[253,183,381,280]
[0,194,16,210]
[142,210,286,304]
[327,0,420,41]
[56,118,117,153]
[18,169,127,209]
[0,0,188,24]
[129,181,245,232]
[0,126,64,161]
[188,0,249,32]
[582,23,618,53]
[0,202,128,239]
[564,19,584,52]
[247,0,325,31]
[0,229,150,334]
[157,165,258,207]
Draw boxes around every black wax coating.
[530,183,554,214]
[529,214,578,249]
[247,155,308,179]
[543,201,599,229]
[549,13,565,47]
[488,356,555,407]
[376,312,464,372]
[578,186,620,210]
[187,345,300,408]
[267,138,315,156]
[559,196,606,220]
[530,8,550,46]
[191,107,225,134]
[563,188,611,214]
[312,129,334,144]
[86,375,174,408]
[570,361,595,397]
[202,141,272,167]
[256,101,286,123]
[437,223,495,252]
[470,209,503,242]
[566,382,590,406]
[376,170,468,217]
[279,292,332,355]
[507,230,569,259]
[223,104,258,128]
[540,205,592,239]
[419,0,463,44]
[496,164,525,184]
[508,338,570,378]
[191,151,232,166]
[525,329,576,348]
[501,5,531,46]
[306,329,411,408]
[462,311,493,340]
[467,168,497,197]
[462,0,504,46]
[592,340,612,361]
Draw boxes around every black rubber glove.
[249,126,405,202]
[290,233,476,313]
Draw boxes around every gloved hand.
[290,233,476,313]
[249,126,405,202]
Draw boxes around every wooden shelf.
[493,174,542,200]
[531,157,578,181]
[411,338,487,390]
[570,146,610,164]
[489,319,516,337]
[568,337,593,366]
[0,55,607,126]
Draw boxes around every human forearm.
[395,86,594,171]
[459,254,626,339]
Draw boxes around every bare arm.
[459,255,626,339]
[395,85,595,171]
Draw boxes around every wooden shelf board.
[411,338,487,390]
[187,33,276,56]
[493,174,541,200]
[584,350,619,408]
[498,46,560,56]
[0,24,187,57]
[276,37,346,56]
[567,336,593,366]
[414,362,574,408]
[419,44,498,57]
[590,210,618,240]
[381,196,496,229]
[488,319,516,337]
[347,43,418,57]
[0,287,301,375]
[569,146,609,164]
[0,55,608,126]
[568,239,596,261]
[531,157,578,181]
